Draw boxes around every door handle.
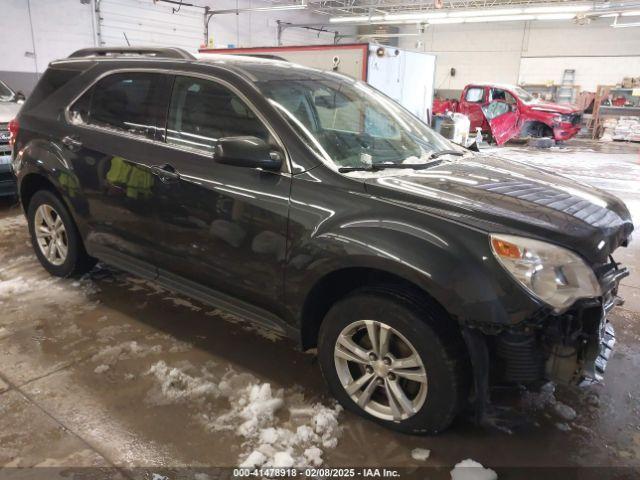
[151,164,180,183]
[61,135,82,151]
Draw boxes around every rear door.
[152,75,291,316]
[65,71,172,276]
[482,100,521,145]
[459,86,487,131]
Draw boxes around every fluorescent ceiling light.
[524,5,591,14]
[622,10,640,16]
[536,13,577,20]
[330,15,383,23]
[251,4,306,10]
[465,14,535,23]
[599,13,619,17]
[331,11,446,23]
[331,4,592,25]
[449,8,523,17]
[383,12,447,20]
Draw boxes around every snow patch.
[145,361,342,467]
[94,365,110,374]
[411,448,431,461]
[553,401,577,421]
[91,341,162,367]
[0,215,27,231]
[146,360,220,406]
[451,459,498,480]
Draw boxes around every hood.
[0,101,21,123]
[527,100,580,115]
[363,155,633,264]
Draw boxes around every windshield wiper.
[429,149,465,159]
[338,159,443,173]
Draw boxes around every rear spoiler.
[68,47,195,60]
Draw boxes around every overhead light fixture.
[250,4,307,11]
[383,12,447,21]
[449,8,523,17]
[330,11,446,23]
[524,5,591,14]
[621,10,640,16]
[464,14,535,23]
[330,15,382,23]
[331,4,592,25]
[329,15,384,23]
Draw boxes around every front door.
[65,72,172,275]
[482,100,521,145]
[153,75,291,315]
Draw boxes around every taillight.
[8,118,18,147]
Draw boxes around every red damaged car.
[457,83,583,145]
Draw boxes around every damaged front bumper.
[494,258,629,386]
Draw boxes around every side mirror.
[214,136,283,171]
[15,91,26,104]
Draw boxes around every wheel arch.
[299,265,457,351]
[520,120,553,138]
[19,173,61,212]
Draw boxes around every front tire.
[27,190,95,277]
[318,289,469,434]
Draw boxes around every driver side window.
[490,88,517,105]
[166,76,270,153]
[483,101,512,120]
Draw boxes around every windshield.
[257,75,460,170]
[0,81,14,101]
[512,86,534,102]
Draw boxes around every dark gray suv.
[11,47,634,434]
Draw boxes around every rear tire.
[318,288,469,434]
[27,190,95,277]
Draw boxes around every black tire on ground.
[527,137,555,149]
[27,189,96,277]
[318,288,470,435]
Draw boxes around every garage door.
[98,0,204,51]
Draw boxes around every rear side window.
[69,72,167,139]
[165,76,270,153]
[465,87,484,103]
[21,67,81,112]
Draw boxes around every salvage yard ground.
[0,139,639,477]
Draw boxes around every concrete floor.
[0,139,639,478]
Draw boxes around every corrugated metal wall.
[98,0,204,50]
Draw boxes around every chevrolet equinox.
[10,47,634,434]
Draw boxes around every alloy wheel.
[34,204,68,266]
[334,319,428,422]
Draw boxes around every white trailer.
[199,43,436,122]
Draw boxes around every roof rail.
[68,47,196,60]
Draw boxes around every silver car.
[0,80,23,197]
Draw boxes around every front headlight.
[490,234,601,312]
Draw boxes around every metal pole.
[277,20,283,46]
[204,6,210,46]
